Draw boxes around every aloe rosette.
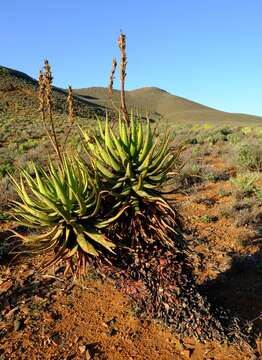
[82,113,180,211]
[11,155,118,272]
[81,113,182,248]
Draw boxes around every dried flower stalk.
[67,85,74,124]
[63,85,75,149]
[108,58,119,127]
[109,58,117,100]
[38,60,63,165]
[118,33,129,125]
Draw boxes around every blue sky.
[1,0,262,116]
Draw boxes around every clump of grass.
[220,197,260,227]
[231,173,258,197]
[18,139,38,152]
[199,214,218,223]
[255,187,262,202]
[0,161,15,177]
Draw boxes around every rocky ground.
[0,154,261,359]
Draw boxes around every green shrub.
[199,215,218,223]
[255,187,262,202]
[241,126,252,135]
[231,174,258,196]
[0,162,15,177]
[0,212,9,220]
[195,127,232,145]
[227,132,244,144]
[237,142,262,171]
[18,139,38,152]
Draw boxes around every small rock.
[180,349,190,358]
[79,345,86,354]
[13,320,22,331]
[182,337,195,349]
[85,349,91,360]
[105,316,118,326]
[42,312,53,322]
[0,280,12,295]
[21,264,30,270]
[6,306,19,320]
[20,306,30,316]
[108,328,118,336]
[52,333,62,345]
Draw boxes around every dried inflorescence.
[38,60,62,165]
[109,58,117,101]
[118,33,129,125]
[67,85,74,123]
[63,85,75,148]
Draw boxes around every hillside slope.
[0,65,261,125]
[75,86,262,125]
[0,66,105,119]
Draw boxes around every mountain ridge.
[74,86,262,124]
[0,65,261,125]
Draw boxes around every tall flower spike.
[118,33,129,125]
[42,59,63,165]
[43,59,53,114]
[109,58,117,100]
[63,85,75,149]
[108,58,119,126]
[38,70,45,114]
[67,85,74,124]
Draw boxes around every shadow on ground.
[200,247,262,334]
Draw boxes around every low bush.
[231,173,258,197]
[0,161,15,177]
[237,141,262,171]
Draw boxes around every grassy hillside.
[75,86,262,125]
[0,66,108,175]
[0,66,105,119]
[1,65,261,126]
[0,65,261,177]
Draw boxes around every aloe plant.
[82,113,180,209]
[81,113,182,248]
[11,155,118,273]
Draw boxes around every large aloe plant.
[11,155,118,273]
[81,113,182,248]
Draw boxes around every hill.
[75,86,262,125]
[0,66,105,119]
[0,65,261,126]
